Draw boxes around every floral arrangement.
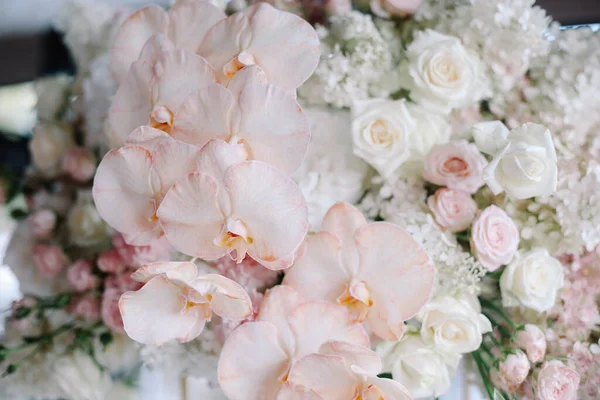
[2,0,600,399]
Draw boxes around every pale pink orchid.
[171,65,310,174]
[93,126,201,245]
[198,3,320,91]
[282,341,412,400]
[110,0,225,83]
[108,49,218,147]
[284,202,434,341]
[157,139,308,270]
[218,285,369,400]
[119,261,252,345]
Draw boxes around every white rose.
[351,98,450,177]
[500,248,564,312]
[35,75,72,121]
[29,122,74,176]
[67,190,110,247]
[53,351,112,400]
[402,30,488,114]
[377,334,460,399]
[418,292,492,354]
[482,122,558,200]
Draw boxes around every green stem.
[486,332,503,347]
[479,341,496,361]
[472,351,494,399]
[480,298,518,329]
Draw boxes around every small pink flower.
[423,140,487,194]
[62,147,97,182]
[105,272,142,292]
[66,260,99,292]
[324,0,352,16]
[32,244,68,278]
[370,0,423,18]
[427,188,477,233]
[68,294,101,322]
[516,324,547,363]
[536,360,580,400]
[28,209,57,239]
[101,288,126,334]
[490,351,530,392]
[112,233,170,268]
[97,249,126,274]
[470,205,519,271]
[213,256,279,293]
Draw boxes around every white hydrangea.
[0,352,66,400]
[293,107,368,230]
[298,12,401,108]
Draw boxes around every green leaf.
[3,364,17,376]
[13,306,31,320]
[377,372,393,379]
[54,294,71,308]
[99,332,113,350]
[10,209,28,220]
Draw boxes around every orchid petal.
[286,354,356,400]
[276,383,322,400]
[363,377,412,400]
[150,139,201,199]
[93,146,155,235]
[258,285,303,354]
[110,5,169,83]
[190,274,252,320]
[168,0,226,52]
[131,261,197,284]
[224,161,308,270]
[283,232,348,302]
[125,126,172,151]
[123,226,163,246]
[367,310,405,342]
[119,275,205,345]
[218,321,289,400]
[137,34,176,66]
[157,172,227,259]
[227,65,268,98]
[319,341,382,377]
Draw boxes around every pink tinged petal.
[283,232,349,303]
[168,0,226,52]
[286,354,357,400]
[189,274,252,320]
[258,285,304,354]
[171,85,235,148]
[151,50,218,117]
[289,302,369,359]
[319,341,382,377]
[110,5,169,83]
[131,261,198,284]
[122,226,163,246]
[227,65,268,98]
[137,34,176,66]
[321,203,368,275]
[276,383,322,400]
[363,377,412,400]
[218,321,290,400]
[108,61,154,147]
[367,310,405,342]
[157,172,227,259]
[150,139,202,199]
[92,146,156,235]
[224,161,308,270]
[237,82,310,174]
[355,222,434,331]
[118,275,205,345]
[125,126,172,151]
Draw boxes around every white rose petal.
[471,120,510,155]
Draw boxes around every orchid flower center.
[150,105,174,133]
[223,51,256,79]
[181,287,213,319]
[337,280,373,323]
[213,219,254,263]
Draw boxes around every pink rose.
[490,351,530,392]
[101,288,125,334]
[66,260,99,292]
[68,294,100,322]
[112,233,170,268]
[32,244,68,278]
[213,256,279,292]
[324,0,351,16]
[516,324,547,363]
[423,140,487,194]
[105,272,142,292]
[470,205,519,271]
[97,248,126,273]
[536,361,580,400]
[427,188,477,232]
[62,147,96,182]
[370,0,423,18]
[28,209,57,239]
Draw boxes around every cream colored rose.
[352,99,450,177]
[482,122,558,200]
[29,122,74,176]
[500,248,564,313]
[402,30,488,114]
[67,190,110,247]
[418,292,491,354]
[370,0,423,19]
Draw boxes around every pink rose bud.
[515,324,547,363]
[28,209,57,239]
[470,205,519,271]
[112,233,170,268]
[32,243,68,278]
[490,351,530,392]
[97,248,126,274]
[370,0,423,18]
[68,294,101,322]
[423,140,487,194]
[536,360,580,400]
[427,188,477,233]
[105,272,142,292]
[101,288,125,334]
[66,260,100,292]
[324,0,351,15]
[62,147,96,182]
